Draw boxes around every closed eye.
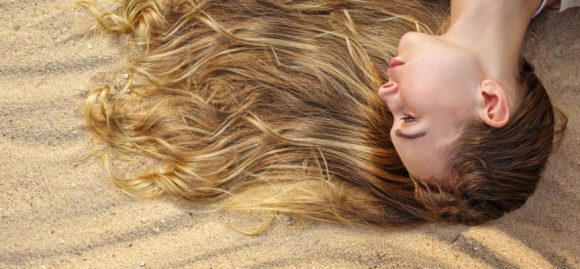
[400,113,416,122]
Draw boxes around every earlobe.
[478,80,511,128]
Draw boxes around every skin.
[378,0,557,182]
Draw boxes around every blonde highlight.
[81,0,564,229]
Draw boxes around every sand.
[0,1,578,268]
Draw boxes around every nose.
[378,81,398,96]
[378,81,402,111]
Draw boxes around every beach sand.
[1,1,578,268]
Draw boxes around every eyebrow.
[395,129,427,139]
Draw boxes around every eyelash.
[400,113,416,122]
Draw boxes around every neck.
[442,0,542,89]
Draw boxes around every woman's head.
[379,31,567,224]
[379,32,486,181]
[379,31,524,181]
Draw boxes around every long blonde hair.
[83,0,566,228]
[80,0,445,227]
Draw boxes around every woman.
[378,0,569,223]
[80,0,566,227]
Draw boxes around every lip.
[387,58,405,76]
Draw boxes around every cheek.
[401,58,466,99]
[434,85,479,116]
[399,82,434,110]
[403,77,471,115]
[399,70,445,107]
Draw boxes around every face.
[378,32,483,182]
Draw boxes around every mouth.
[387,58,405,76]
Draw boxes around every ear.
[478,79,511,128]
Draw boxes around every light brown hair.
[415,58,567,225]
[80,0,565,228]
